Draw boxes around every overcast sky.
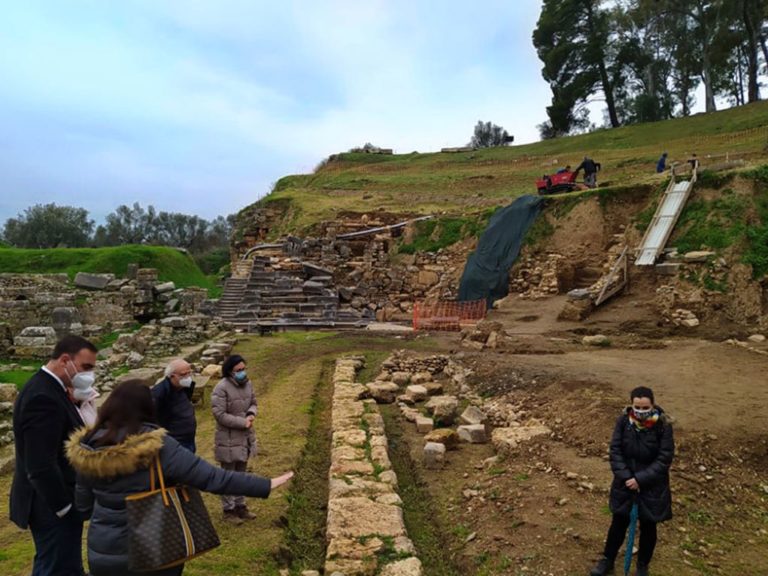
[0,1,552,223]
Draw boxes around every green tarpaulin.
[458,194,544,307]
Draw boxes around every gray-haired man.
[151,358,197,452]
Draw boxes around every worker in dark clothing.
[151,358,197,453]
[656,152,668,173]
[575,156,601,188]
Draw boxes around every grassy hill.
[0,245,218,293]
[248,101,768,237]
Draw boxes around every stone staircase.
[220,257,371,331]
[217,277,248,323]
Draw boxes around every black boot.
[636,563,649,576]
[590,556,614,576]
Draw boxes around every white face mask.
[178,376,193,388]
[68,361,95,390]
[73,387,94,402]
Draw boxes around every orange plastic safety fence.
[412,300,487,331]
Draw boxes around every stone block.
[127,351,144,367]
[201,364,222,378]
[134,289,154,304]
[52,306,81,328]
[457,424,488,443]
[0,384,18,403]
[415,416,434,434]
[154,281,176,294]
[391,371,410,385]
[366,382,399,404]
[582,334,609,346]
[459,405,488,426]
[683,251,715,263]
[160,316,188,328]
[424,381,443,395]
[424,395,458,425]
[423,442,445,469]
[748,334,766,343]
[380,557,423,576]
[423,428,460,450]
[680,318,699,328]
[206,342,233,353]
[492,424,551,454]
[404,385,427,403]
[106,278,130,290]
[410,371,432,385]
[116,368,164,387]
[13,336,49,347]
[417,270,439,287]
[400,406,419,422]
[74,272,113,290]
[566,288,592,301]
[17,326,57,341]
[326,497,406,539]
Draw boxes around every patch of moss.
[524,216,555,247]
[398,213,489,254]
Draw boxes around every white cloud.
[0,1,552,221]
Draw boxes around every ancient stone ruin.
[220,212,468,331]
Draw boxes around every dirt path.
[511,339,768,433]
[402,293,768,575]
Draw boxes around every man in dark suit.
[10,334,98,576]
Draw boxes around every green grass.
[666,172,768,279]
[380,404,462,576]
[742,167,768,278]
[283,359,333,573]
[0,245,216,293]
[242,100,768,236]
[673,193,748,253]
[0,369,37,390]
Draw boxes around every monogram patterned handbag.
[125,456,220,571]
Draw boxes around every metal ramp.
[636,166,698,266]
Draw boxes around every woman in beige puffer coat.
[211,354,258,522]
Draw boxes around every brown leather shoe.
[235,506,257,520]
[223,509,243,524]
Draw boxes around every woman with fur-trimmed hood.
[589,386,675,576]
[66,380,293,576]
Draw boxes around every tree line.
[534,0,767,137]
[1,203,234,273]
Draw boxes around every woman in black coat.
[66,380,293,576]
[590,386,674,576]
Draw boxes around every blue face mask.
[234,370,247,383]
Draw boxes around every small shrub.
[696,169,735,189]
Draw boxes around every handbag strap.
[152,456,170,507]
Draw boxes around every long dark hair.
[87,380,157,447]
